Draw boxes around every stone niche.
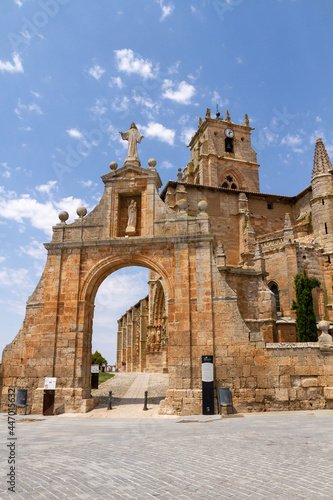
[118,194,141,237]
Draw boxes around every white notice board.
[44,377,57,390]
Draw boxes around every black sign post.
[16,389,28,415]
[202,355,214,415]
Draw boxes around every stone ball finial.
[148,158,157,168]
[198,200,208,214]
[318,320,332,344]
[177,199,188,212]
[76,206,87,218]
[109,161,118,170]
[58,210,69,223]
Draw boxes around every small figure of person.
[119,122,144,166]
[126,199,137,234]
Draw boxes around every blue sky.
[0,0,332,365]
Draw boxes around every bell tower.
[183,108,260,192]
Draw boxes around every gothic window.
[225,137,234,153]
[269,282,281,313]
[222,175,237,190]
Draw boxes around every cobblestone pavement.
[1,409,333,499]
[82,373,170,418]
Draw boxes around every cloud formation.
[88,65,105,80]
[114,49,157,79]
[162,80,196,104]
[156,0,175,21]
[14,99,43,119]
[0,52,23,74]
[0,187,87,236]
[139,122,175,145]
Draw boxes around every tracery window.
[222,175,237,190]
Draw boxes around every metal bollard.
[108,390,112,410]
[143,390,148,411]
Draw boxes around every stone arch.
[78,255,173,378]
[220,167,245,190]
[80,254,173,306]
[268,280,281,313]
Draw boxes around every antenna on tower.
[216,102,221,120]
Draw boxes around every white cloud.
[156,0,175,21]
[109,76,124,89]
[1,163,11,179]
[89,99,108,116]
[35,180,58,195]
[0,52,23,74]
[161,160,174,169]
[114,49,157,79]
[0,267,33,292]
[162,79,196,105]
[187,66,202,82]
[139,122,175,145]
[14,99,43,120]
[132,92,156,110]
[66,128,84,140]
[80,180,98,188]
[167,61,181,75]
[0,187,87,236]
[315,116,322,123]
[31,91,40,98]
[112,95,130,113]
[88,64,105,80]
[18,239,46,261]
[180,127,196,145]
[236,57,243,64]
[281,134,303,148]
[95,270,149,313]
[0,256,5,263]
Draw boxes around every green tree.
[291,271,320,342]
[91,350,107,366]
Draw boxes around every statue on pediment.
[120,122,144,166]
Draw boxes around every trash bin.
[217,387,233,415]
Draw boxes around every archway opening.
[93,266,150,370]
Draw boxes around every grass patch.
[98,372,114,385]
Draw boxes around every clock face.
[225,128,234,138]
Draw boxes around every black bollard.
[143,390,148,411]
[108,390,112,410]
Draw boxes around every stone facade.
[1,109,333,415]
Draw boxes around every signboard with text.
[91,365,100,374]
[44,377,57,390]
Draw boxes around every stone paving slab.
[1,411,333,499]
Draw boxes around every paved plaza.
[1,374,333,499]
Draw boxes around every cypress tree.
[291,271,320,342]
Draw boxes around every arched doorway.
[93,266,150,371]
[79,255,173,401]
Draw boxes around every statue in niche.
[126,199,137,234]
[119,122,144,166]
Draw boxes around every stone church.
[117,109,333,378]
[1,108,333,415]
